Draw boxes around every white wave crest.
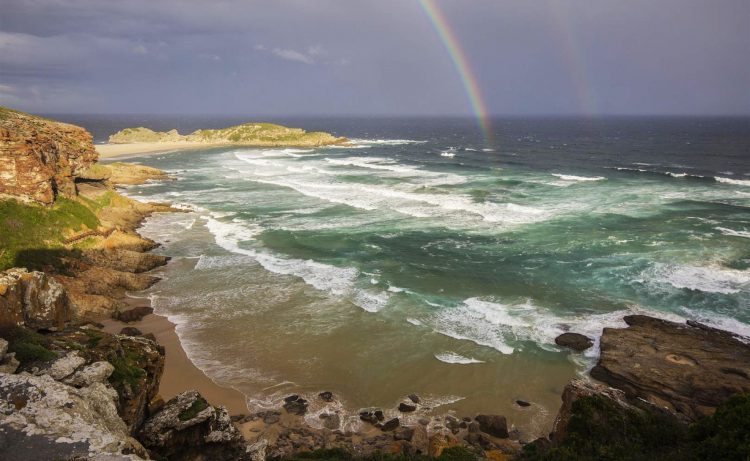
[644,263,750,295]
[716,176,750,187]
[716,227,750,238]
[349,138,426,145]
[551,174,606,182]
[434,352,484,364]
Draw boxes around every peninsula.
[97,122,348,158]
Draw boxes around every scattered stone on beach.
[393,426,415,441]
[475,414,509,438]
[418,418,430,426]
[263,411,281,424]
[516,399,531,407]
[319,391,334,402]
[120,326,143,336]
[359,410,383,425]
[379,418,400,432]
[555,332,594,351]
[319,412,341,430]
[591,315,750,421]
[283,395,309,416]
[115,305,153,322]
[408,393,421,404]
[398,402,417,412]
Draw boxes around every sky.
[1,0,748,116]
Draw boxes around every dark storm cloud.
[1,0,748,115]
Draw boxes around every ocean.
[56,115,750,435]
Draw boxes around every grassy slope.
[0,194,117,271]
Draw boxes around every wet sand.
[101,311,249,416]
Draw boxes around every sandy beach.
[96,142,223,158]
[101,312,249,416]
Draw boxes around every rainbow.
[418,0,494,148]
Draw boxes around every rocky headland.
[1,108,748,460]
[107,123,348,148]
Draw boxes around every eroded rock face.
[550,379,633,442]
[0,373,147,460]
[139,390,248,461]
[0,268,71,330]
[591,315,750,421]
[0,107,97,204]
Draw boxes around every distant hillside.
[108,123,347,147]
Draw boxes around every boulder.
[0,268,71,331]
[398,402,417,412]
[591,315,750,421]
[120,326,143,336]
[516,399,531,407]
[555,332,594,351]
[115,305,153,323]
[0,373,146,460]
[475,414,509,438]
[139,390,248,461]
[318,390,334,402]
[408,393,421,404]
[379,418,400,432]
[282,394,308,415]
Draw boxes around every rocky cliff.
[108,123,347,147]
[0,107,97,205]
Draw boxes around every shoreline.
[96,141,223,158]
[101,305,249,416]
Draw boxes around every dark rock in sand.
[119,326,142,336]
[115,305,153,322]
[394,426,415,441]
[375,409,384,421]
[398,402,417,412]
[467,422,480,433]
[475,414,509,438]
[319,413,341,430]
[590,314,750,421]
[555,332,594,351]
[319,391,334,402]
[516,399,531,407]
[359,410,381,425]
[379,418,400,432]
[283,395,309,416]
[408,393,421,404]
[263,411,281,424]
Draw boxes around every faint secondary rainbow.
[418,0,494,148]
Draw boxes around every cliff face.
[0,107,98,205]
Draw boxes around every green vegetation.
[689,392,750,460]
[520,393,750,461]
[281,446,478,461]
[178,396,209,421]
[0,326,58,365]
[0,197,101,271]
[108,348,147,390]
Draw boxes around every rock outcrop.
[0,372,148,460]
[0,268,71,330]
[590,315,750,421]
[139,390,249,460]
[0,107,97,205]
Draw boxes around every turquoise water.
[101,117,750,435]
